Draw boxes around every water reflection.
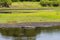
[0,28,37,40]
[0,27,60,40]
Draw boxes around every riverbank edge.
[0,22,60,28]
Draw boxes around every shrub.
[0,0,12,7]
[40,0,60,7]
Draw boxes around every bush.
[40,0,47,7]
[40,0,60,7]
[50,1,59,7]
[0,0,12,7]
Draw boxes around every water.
[0,27,60,40]
[36,29,60,40]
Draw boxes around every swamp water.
[0,27,60,40]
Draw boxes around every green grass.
[0,10,60,23]
[11,2,41,8]
[0,2,60,23]
[11,2,60,9]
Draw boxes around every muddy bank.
[0,22,60,28]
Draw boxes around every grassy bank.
[0,2,60,23]
[0,10,60,23]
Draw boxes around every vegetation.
[11,0,40,2]
[0,0,12,7]
[0,10,60,23]
[0,0,60,23]
[0,0,60,7]
[11,2,41,8]
[40,0,60,7]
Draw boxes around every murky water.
[0,27,60,40]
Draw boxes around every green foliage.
[12,0,40,2]
[40,0,60,7]
[0,0,12,4]
[0,0,12,7]
[12,0,20,2]
[6,0,12,5]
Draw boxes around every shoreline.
[0,22,60,28]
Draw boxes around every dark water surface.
[0,27,60,40]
